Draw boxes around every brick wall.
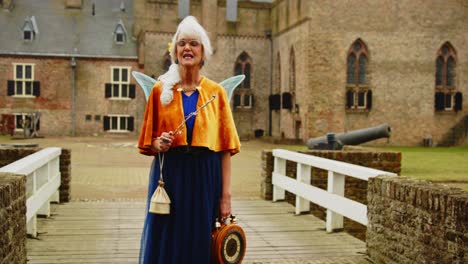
[367,176,467,264]
[0,57,73,136]
[0,147,72,202]
[0,56,142,137]
[0,173,26,264]
[59,149,72,202]
[261,147,401,240]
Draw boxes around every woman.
[137,16,241,263]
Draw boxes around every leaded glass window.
[346,39,371,111]
[434,42,460,112]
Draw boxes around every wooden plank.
[27,199,366,263]
[273,172,368,225]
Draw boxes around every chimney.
[65,0,82,9]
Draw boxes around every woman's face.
[175,37,204,68]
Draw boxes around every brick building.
[0,0,143,137]
[1,0,467,146]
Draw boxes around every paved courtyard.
[1,136,279,201]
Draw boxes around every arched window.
[346,39,372,111]
[233,52,253,109]
[162,52,171,71]
[289,48,296,94]
[282,48,295,110]
[276,53,281,93]
[435,42,462,112]
[235,51,251,89]
[269,53,282,111]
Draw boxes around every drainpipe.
[70,57,77,136]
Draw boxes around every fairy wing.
[132,71,158,101]
[219,75,245,102]
[132,71,245,102]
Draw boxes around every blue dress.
[139,91,222,264]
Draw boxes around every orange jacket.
[138,76,241,156]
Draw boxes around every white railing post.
[37,162,51,217]
[272,157,286,201]
[326,171,345,232]
[27,215,37,237]
[295,163,311,215]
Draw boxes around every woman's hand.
[220,193,231,219]
[152,132,174,152]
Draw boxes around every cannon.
[307,124,391,150]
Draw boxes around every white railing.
[0,147,61,237]
[272,149,396,232]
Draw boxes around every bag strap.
[158,152,165,186]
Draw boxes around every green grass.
[377,146,468,182]
[0,135,12,140]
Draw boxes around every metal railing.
[272,149,396,232]
[0,147,61,237]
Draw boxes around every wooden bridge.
[27,199,367,264]
[1,139,397,263]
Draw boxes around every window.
[13,113,40,132]
[346,39,371,111]
[14,113,28,131]
[22,16,38,41]
[285,48,296,110]
[105,67,135,99]
[233,51,253,110]
[114,20,127,44]
[103,115,134,132]
[7,64,40,97]
[435,42,462,112]
[275,52,281,94]
[269,53,281,111]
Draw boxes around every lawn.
[378,146,468,182]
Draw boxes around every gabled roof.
[0,0,137,59]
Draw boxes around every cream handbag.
[149,153,171,214]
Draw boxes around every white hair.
[170,16,212,63]
[159,16,212,106]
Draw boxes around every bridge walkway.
[27,199,368,264]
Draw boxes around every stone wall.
[136,0,272,140]
[272,0,468,146]
[0,147,72,202]
[261,147,401,240]
[0,173,26,264]
[367,176,467,264]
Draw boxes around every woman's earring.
[200,60,205,67]
[175,59,179,64]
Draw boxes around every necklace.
[176,86,201,92]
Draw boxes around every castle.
[1,0,466,146]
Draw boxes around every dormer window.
[22,16,39,41]
[114,20,127,44]
[24,30,33,41]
